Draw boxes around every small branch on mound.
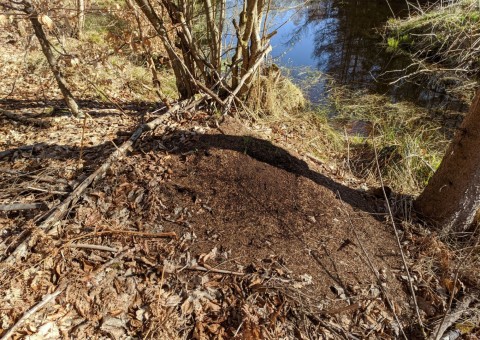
[67,230,178,242]
[67,243,119,252]
[0,202,47,211]
[184,265,244,276]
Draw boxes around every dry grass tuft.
[330,86,454,194]
[386,0,479,100]
[245,65,306,118]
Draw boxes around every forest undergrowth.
[1,1,480,338]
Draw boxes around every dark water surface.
[268,0,462,109]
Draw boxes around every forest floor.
[1,30,479,340]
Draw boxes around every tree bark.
[22,0,81,117]
[76,0,85,39]
[414,90,480,234]
[133,0,196,99]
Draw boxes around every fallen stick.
[0,286,65,340]
[67,243,118,253]
[0,202,47,211]
[4,98,202,265]
[67,230,178,242]
[0,143,44,160]
[0,168,72,187]
[184,264,244,276]
[431,294,474,340]
[0,109,51,128]
[26,186,69,195]
[0,249,131,340]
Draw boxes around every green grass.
[386,0,479,80]
[329,86,451,193]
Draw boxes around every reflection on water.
[269,0,464,109]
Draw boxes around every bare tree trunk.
[22,0,81,117]
[76,0,85,40]
[133,0,196,99]
[125,0,169,105]
[414,90,480,234]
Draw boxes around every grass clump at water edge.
[329,86,450,194]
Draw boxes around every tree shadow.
[1,128,393,295]
[1,129,382,218]
[0,99,161,119]
[161,131,380,217]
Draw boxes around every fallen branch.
[67,243,119,252]
[0,168,72,188]
[0,109,51,128]
[0,202,47,211]
[67,230,178,242]
[26,186,69,195]
[0,287,65,340]
[184,264,244,276]
[0,143,45,161]
[432,294,475,340]
[0,249,131,340]
[4,98,202,264]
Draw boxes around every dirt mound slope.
[147,119,405,297]
[0,108,413,338]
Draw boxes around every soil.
[1,29,467,340]
[0,101,413,338]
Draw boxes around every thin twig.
[26,186,69,195]
[67,243,118,252]
[0,286,65,340]
[338,195,408,340]
[77,111,89,170]
[67,230,177,242]
[0,248,131,340]
[0,202,47,211]
[184,264,244,276]
[433,233,480,340]
[372,138,426,338]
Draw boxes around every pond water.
[268,0,463,109]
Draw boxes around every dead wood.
[0,202,47,211]
[0,168,71,187]
[431,294,475,340]
[0,249,131,340]
[3,98,201,265]
[0,285,66,340]
[184,265,244,276]
[0,143,44,160]
[26,186,69,195]
[67,243,119,252]
[0,109,51,128]
[67,230,178,242]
